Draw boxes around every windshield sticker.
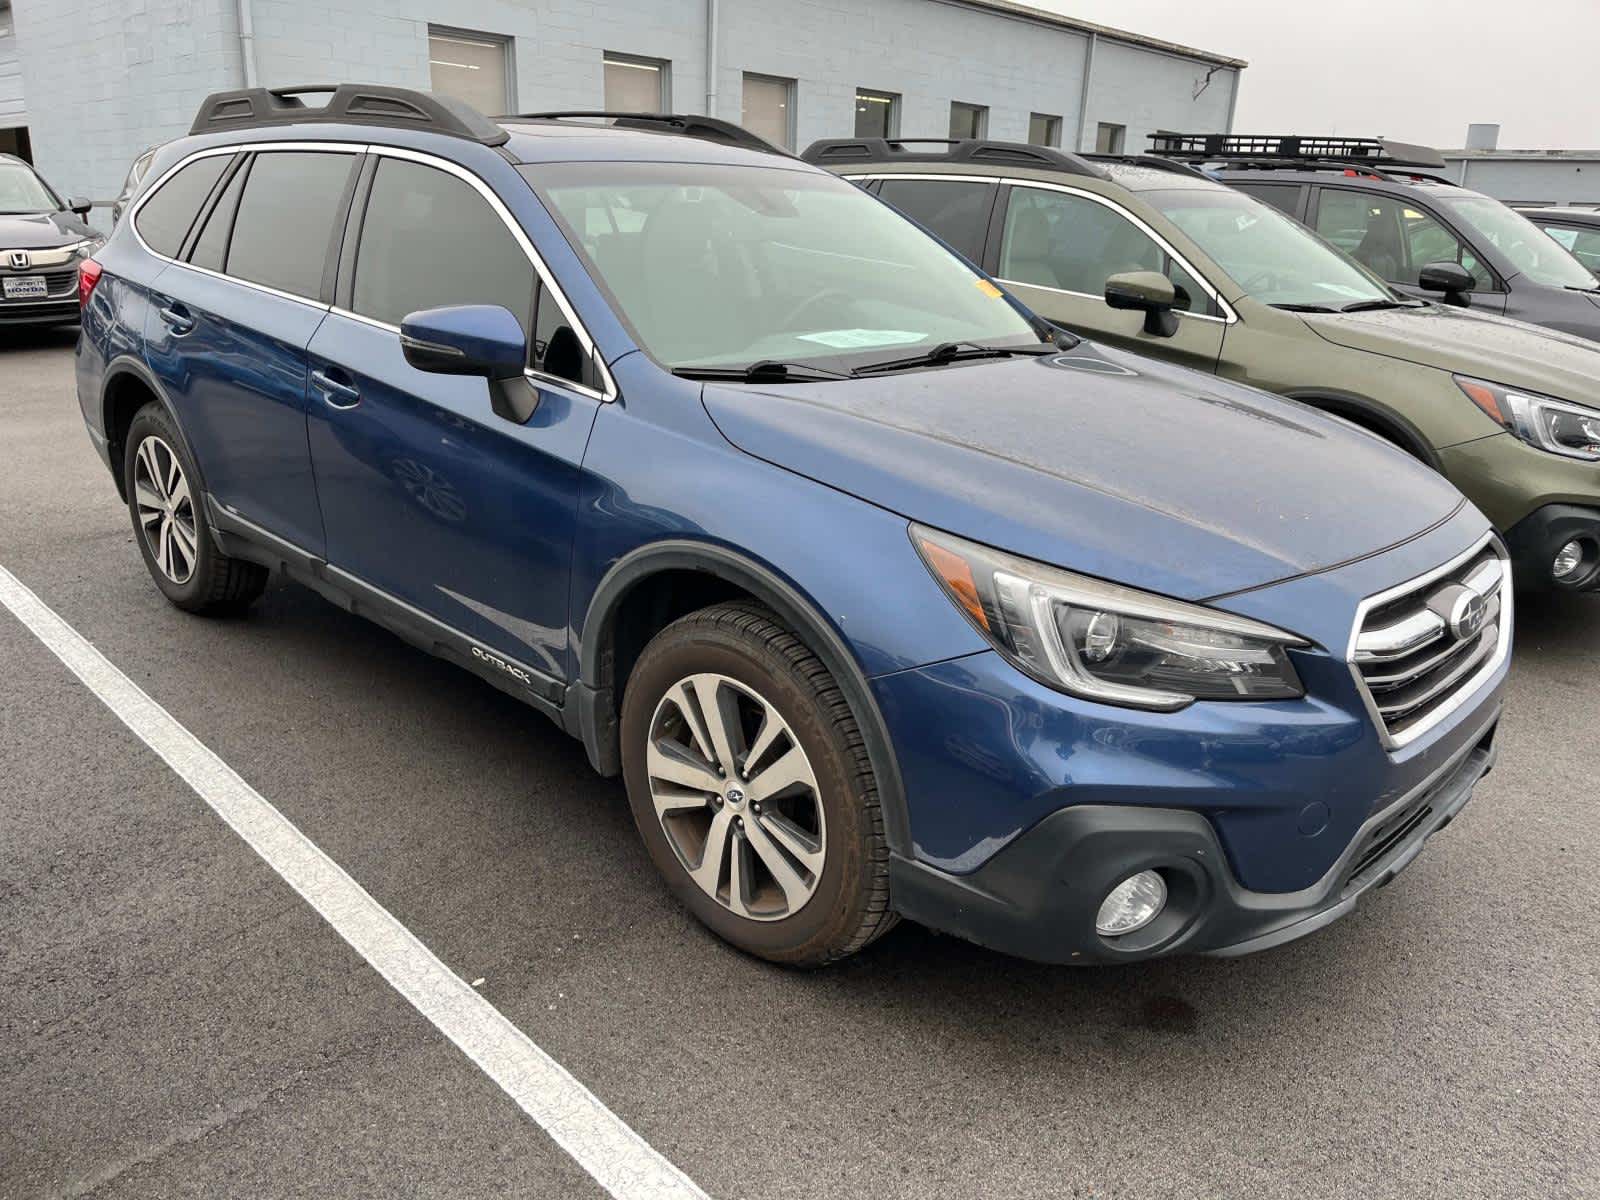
[796,328,927,349]
[975,279,1004,298]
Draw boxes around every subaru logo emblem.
[7,250,28,270]
[1448,591,1487,641]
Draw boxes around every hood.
[1304,302,1600,402]
[701,344,1467,603]
[0,210,95,249]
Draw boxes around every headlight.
[1456,375,1600,461]
[912,525,1307,711]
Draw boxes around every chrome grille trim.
[1346,532,1512,751]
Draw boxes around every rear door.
[874,176,998,267]
[305,150,607,685]
[988,181,1226,371]
[141,146,362,554]
[1308,185,1507,315]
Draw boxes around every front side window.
[428,28,513,116]
[855,89,899,139]
[1444,195,1599,289]
[352,158,535,333]
[1314,189,1490,290]
[530,284,596,388]
[998,186,1209,313]
[604,53,669,111]
[877,178,993,263]
[1149,186,1395,310]
[227,152,354,298]
[530,161,1040,371]
[949,103,987,140]
[741,74,796,151]
[133,156,228,257]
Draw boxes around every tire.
[123,402,268,615]
[620,602,896,966]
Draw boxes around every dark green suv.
[803,136,1600,591]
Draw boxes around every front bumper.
[1503,503,1600,591]
[888,715,1497,964]
[0,295,78,326]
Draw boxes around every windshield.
[1446,195,1599,289]
[1146,187,1397,310]
[0,162,58,213]
[527,161,1042,371]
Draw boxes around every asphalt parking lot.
[2,328,1597,1200]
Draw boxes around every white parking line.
[0,565,709,1200]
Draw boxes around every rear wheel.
[620,602,895,966]
[124,403,268,614]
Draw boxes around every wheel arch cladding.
[574,539,913,856]
[1285,389,1441,469]
[102,359,202,501]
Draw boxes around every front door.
[1309,186,1507,316]
[989,183,1226,372]
[305,152,606,684]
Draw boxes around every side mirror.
[1105,270,1180,337]
[1418,261,1475,306]
[400,304,527,379]
[66,196,93,218]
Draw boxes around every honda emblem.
[7,251,29,270]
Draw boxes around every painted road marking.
[0,565,708,1200]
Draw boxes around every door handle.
[311,368,361,409]
[157,304,195,335]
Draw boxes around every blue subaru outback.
[77,85,1510,966]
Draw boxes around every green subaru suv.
[802,137,1600,591]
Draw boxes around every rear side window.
[188,162,247,272]
[1232,183,1303,219]
[876,178,994,263]
[352,157,536,332]
[227,152,355,299]
[134,156,229,258]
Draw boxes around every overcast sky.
[1035,0,1598,150]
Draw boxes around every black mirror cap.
[400,304,528,380]
[1105,270,1180,336]
[1418,261,1475,296]
[66,196,93,217]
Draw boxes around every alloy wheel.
[646,672,826,921]
[133,435,198,584]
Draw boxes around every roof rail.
[800,137,1108,179]
[1148,133,1447,171]
[507,111,790,156]
[1082,152,1211,180]
[189,84,510,146]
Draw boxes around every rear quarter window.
[133,156,230,258]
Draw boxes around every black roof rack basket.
[508,111,790,156]
[800,137,1107,179]
[1147,133,1446,171]
[190,83,510,146]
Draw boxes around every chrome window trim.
[1344,530,1512,753]
[843,171,1238,325]
[127,140,617,402]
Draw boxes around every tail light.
[78,258,104,309]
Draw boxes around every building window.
[0,3,12,38]
[1028,113,1062,148]
[604,53,670,112]
[855,89,900,139]
[742,73,796,150]
[1095,122,1126,154]
[949,102,988,140]
[428,28,514,116]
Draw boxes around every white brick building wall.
[11,0,1242,210]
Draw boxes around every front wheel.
[620,603,895,966]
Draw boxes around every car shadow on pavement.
[0,325,79,354]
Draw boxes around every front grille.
[0,267,79,301]
[1351,540,1509,747]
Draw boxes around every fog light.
[1553,540,1585,580]
[1095,870,1167,937]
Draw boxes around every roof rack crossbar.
[507,111,790,156]
[1147,132,1447,171]
[799,137,1107,179]
[190,83,510,146]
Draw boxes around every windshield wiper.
[1268,302,1340,313]
[670,359,855,383]
[1338,298,1422,312]
[853,340,1059,376]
